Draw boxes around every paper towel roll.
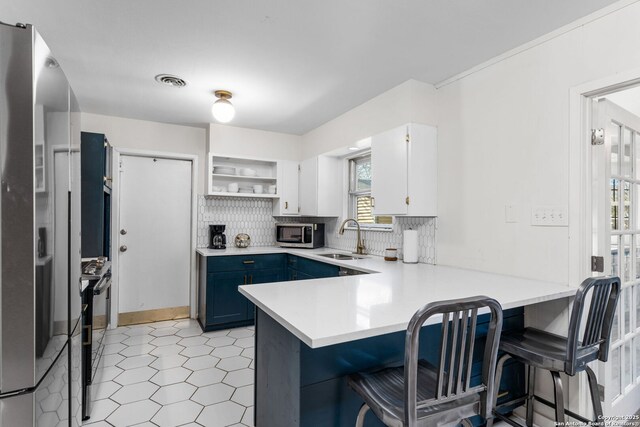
[403,229,418,264]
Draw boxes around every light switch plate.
[505,204,518,223]
[531,206,568,227]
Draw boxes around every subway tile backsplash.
[197,196,436,264]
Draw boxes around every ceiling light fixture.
[211,90,235,123]
[348,147,359,151]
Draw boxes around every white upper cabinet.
[273,160,299,216]
[299,155,342,217]
[371,123,437,216]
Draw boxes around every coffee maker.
[209,224,227,249]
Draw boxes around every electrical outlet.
[531,206,568,227]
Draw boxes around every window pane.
[623,126,632,177]
[624,341,632,389]
[612,346,621,398]
[354,158,371,191]
[624,286,631,334]
[635,336,640,381]
[611,123,620,176]
[611,235,619,277]
[624,182,631,230]
[612,302,620,343]
[636,132,640,180]
[636,284,640,331]
[611,179,619,230]
[636,236,640,280]
[355,195,374,224]
[622,235,631,282]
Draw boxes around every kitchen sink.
[318,253,367,260]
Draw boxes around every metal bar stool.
[492,276,620,426]
[348,296,503,427]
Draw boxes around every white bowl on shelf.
[238,168,257,177]
[213,166,236,175]
[211,186,225,192]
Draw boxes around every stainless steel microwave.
[275,223,325,248]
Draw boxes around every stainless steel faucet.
[338,218,366,255]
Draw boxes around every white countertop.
[199,246,575,348]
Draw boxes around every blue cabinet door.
[288,255,341,279]
[207,271,248,325]
[246,268,286,321]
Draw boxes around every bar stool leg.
[355,403,369,427]
[584,365,603,420]
[525,365,536,427]
[550,371,565,424]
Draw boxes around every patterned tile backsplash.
[197,196,436,264]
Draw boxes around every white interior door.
[118,155,192,315]
[592,98,640,416]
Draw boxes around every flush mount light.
[348,147,359,151]
[212,90,235,123]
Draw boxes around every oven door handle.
[93,274,112,295]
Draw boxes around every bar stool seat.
[347,296,504,427]
[493,276,620,427]
[349,359,483,427]
[500,328,599,372]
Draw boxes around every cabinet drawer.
[288,255,340,278]
[208,254,286,272]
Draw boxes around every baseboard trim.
[118,306,190,326]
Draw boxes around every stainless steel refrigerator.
[0,22,83,426]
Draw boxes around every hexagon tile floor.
[82,318,255,427]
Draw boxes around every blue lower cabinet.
[208,271,248,325]
[246,268,286,321]
[287,255,341,280]
[199,254,288,331]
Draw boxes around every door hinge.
[298,206,301,213]
[591,256,604,272]
[406,134,410,143]
[405,196,410,205]
[298,164,301,172]
[591,128,605,145]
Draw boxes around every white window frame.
[345,151,393,231]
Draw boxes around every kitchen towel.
[403,229,418,263]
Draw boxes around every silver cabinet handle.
[120,229,127,235]
[119,245,128,252]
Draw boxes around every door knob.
[119,245,128,252]
[120,229,127,235]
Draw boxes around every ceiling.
[1,0,620,134]
[606,86,640,118]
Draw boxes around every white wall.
[81,113,208,193]
[208,123,301,161]
[301,79,438,159]
[435,0,640,284]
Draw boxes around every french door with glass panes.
[592,98,640,416]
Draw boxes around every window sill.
[343,225,393,233]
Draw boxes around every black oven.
[81,264,111,420]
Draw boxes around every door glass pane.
[611,179,620,230]
[622,235,631,282]
[636,132,640,180]
[611,123,620,176]
[635,237,640,280]
[623,182,631,230]
[635,336,640,381]
[611,235,619,277]
[636,284,640,330]
[612,302,620,343]
[612,346,622,398]
[624,341,632,389]
[624,286,631,334]
[623,127,632,177]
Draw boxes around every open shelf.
[206,192,279,199]
[211,173,276,181]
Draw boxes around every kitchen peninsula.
[198,248,576,426]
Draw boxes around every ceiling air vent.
[154,74,187,88]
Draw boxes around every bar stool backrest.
[403,296,503,424]
[566,276,621,376]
